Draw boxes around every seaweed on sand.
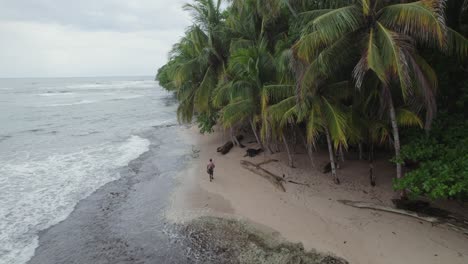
[180,216,348,264]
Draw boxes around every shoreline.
[27,126,193,264]
[167,126,468,264]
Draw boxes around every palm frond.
[446,27,468,59]
[220,98,254,127]
[194,66,216,112]
[264,85,295,103]
[306,107,324,145]
[311,5,363,45]
[396,108,423,128]
[376,22,413,99]
[322,97,348,149]
[353,29,388,88]
[268,96,297,127]
[379,0,447,49]
[408,54,437,129]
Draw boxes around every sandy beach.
[167,127,468,264]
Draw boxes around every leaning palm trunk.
[230,127,241,146]
[281,133,294,168]
[249,118,263,149]
[369,142,375,187]
[388,99,405,197]
[358,142,363,160]
[298,129,316,169]
[325,128,340,184]
[338,145,345,162]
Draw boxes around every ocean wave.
[38,92,76,97]
[110,95,144,101]
[45,100,96,107]
[65,80,156,90]
[0,135,150,264]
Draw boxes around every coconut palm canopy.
[157,0,468,197]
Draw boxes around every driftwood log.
[217,135,244,155]
[244,148,263,157]
[339,200,439,222]
[240,160,285,192]
[339,200,468,235]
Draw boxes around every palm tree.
[213,39,276,148]
[294,0,468,189]
[352,76,424,186]
[159,0,227,125]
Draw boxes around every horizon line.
[0,74,155,79]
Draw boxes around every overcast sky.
[0,0,192,78]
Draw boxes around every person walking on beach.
[207,159,215,182]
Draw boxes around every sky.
[0,0,192,78]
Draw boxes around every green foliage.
[156,0,468,192]
[394,114,468,199]
[196,111,219,134]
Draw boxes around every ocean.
[0,77,345,264]
[0,77,185,264]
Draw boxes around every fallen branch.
[338,200,468,236]
[338,200,439,223]
[240,160,286,192]
[255,159,279,166]
[287,180,310,187]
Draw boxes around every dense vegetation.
[157,0,468,199]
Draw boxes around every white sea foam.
[38,92,76,97]
[0,135,150,264]
[46,100,96,107]
[66,80,156,90]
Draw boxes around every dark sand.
[27,127,192,264]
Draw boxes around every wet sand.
[168,126,468,264]
[27,126,193,264]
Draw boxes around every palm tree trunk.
[281,133,294,168]
[338,145,345,162]
[231,127,240,146]
[298,129,315,169]
[369,142,375,186]
[358,142,363,160]
[388,99,405,197]
[325,128,340,184]
[249,118,263,149]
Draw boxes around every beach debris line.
[217,135,244,154]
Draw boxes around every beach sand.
[167,126,468,264]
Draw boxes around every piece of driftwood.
[240,160,286,192]
[338,200,439,222]
[217,135,244,155]
[339,200,468,236]
[255,159,279,166]
[287,180,310,187]
[217,141,233,154]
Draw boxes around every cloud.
[0,0,192,77]
[0,0,190,31]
